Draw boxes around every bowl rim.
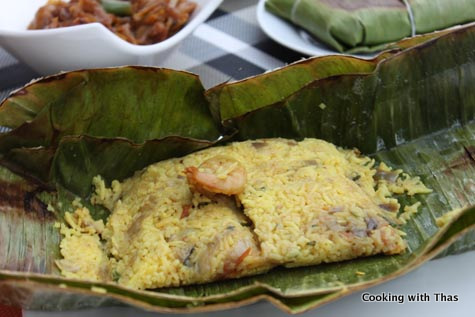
[0,0,224,54]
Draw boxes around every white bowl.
[0,0,223,75]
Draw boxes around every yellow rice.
[56,138,431,289]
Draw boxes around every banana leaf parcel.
[1,23,475,314]
[265,0,475,53]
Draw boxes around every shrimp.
[185,155,247,196]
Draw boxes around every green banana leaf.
[0,67,221,196]
[265,0,475,53]
[2,23,475,314]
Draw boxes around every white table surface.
[26,250,475,317]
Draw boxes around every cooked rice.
[57,138,431,289]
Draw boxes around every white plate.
[256,0,376,59]
[0,0,223,75]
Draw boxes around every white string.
[290,0,303,22]
[402,0,416,36]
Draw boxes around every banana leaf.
[265,0,475,53]
[2,23,475,314]
[0,67,221,196]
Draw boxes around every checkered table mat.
[0,0,306,104]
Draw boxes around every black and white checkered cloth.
[0,0,305,104]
